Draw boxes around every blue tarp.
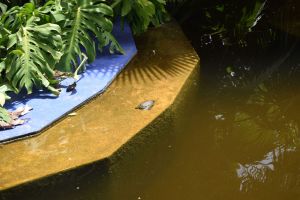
[0,22,137,143]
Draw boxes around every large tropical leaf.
[5,17,62,94]
[57,0,123,72]
[113,0,167,34]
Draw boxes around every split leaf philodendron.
[0,0,169,125]
[112,0,168,34]
[56,0,124,72]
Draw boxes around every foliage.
[0,0,168,119]
[112,0,168,34]
[169,0,275,47]
[56,0,123,71]
[0,107,10,123]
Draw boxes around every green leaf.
[0,93,6,107]
[56,0,122,72]
[0,3,7,15]
[0,84,13,106]
[5,18,62,94]
[113,0,167,34]
[0,106,10,123]
[0,61,5,73]
[121,0,132,16]
[216,5,224,12]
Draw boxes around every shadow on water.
[2,1,300,200]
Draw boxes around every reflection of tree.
[237,146,296,192]
[233,79,300,191]
[208,45,300,193]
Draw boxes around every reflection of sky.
[237,146,296,191]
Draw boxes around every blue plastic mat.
[0,22,137,143]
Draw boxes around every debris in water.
[201,34,213,46]
[66,82,77,92]
[244,66,251,71]
[135,100,155,110]
[68,112,77,116]
[215,114,225,121]
[222,37,232,46]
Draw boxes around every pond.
[1,1,300,199]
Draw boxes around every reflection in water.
[237,146,295,192]
[2,42,300,200]
[204,39,300,195]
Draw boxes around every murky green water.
[2,39,300,200]
[2,1,300,200]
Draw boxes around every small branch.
[74,53,88,81]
